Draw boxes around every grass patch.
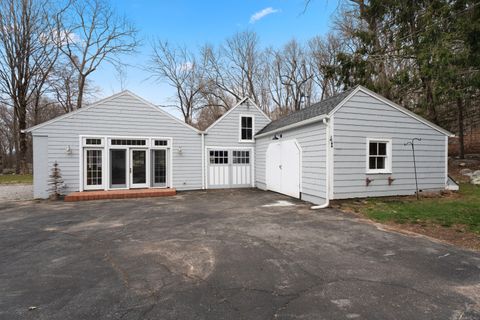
[350,184,480,234]
[0,174,33,184]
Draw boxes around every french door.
[130,149,148,188]
[84,148,103,190]
[151,149,167,187]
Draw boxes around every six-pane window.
[368,141,388,171]
[233,151,250,164]
[240,116,253,141]
[86,138,102,145]
[154,140,168,146]
[209,150,229,164]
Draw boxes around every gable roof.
[256,85,453,137]
[204,96,271,133]
[24,90,201,134]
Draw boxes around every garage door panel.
[207,148,252,188]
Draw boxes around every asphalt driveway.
[0,189,479,320]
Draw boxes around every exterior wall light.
[177,146,183,154]
[65,145,72,155]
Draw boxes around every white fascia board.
[255,114,328,139]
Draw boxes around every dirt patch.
[381,222,480,251]
[337,206,480,251]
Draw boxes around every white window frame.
[239,114,254,143]
[366,138,392,174]
[79,135,173,191]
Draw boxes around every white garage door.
[266,140,300,198]
[207,149,252,188]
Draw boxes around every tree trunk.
[77,75,87,109]
[457,96,465,159]
[17,105,28,174]
[13,113,20,173]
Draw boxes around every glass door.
[152,149,167,187]
[110,149,127,188]
[84,149,103,190]
[130,149,147,188]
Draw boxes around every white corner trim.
[204,96,271,133]
[365,138,393,174]
[255,114,328,139]
[328,116,334,200]
[329,86,454,137]
[444,135,448,186]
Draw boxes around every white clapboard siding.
[255,122,327,205]
[332,90,447,199]
[205,99,270,148]
[32,92,202,196]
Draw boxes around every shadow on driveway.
[0,189,479,319]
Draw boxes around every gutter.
[311,117,331,209]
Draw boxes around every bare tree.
[308,33,344,99]
[269,39,314,112]
[149,41,207,125]
[56,0,138,109]
[48,56,97,113]
[0,0,59,173]
[204,31,267,108]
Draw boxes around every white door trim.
[129,148,149,188]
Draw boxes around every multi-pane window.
[86,150,102,186]
[368,140,390,172]
[111,139,146,146]
[85,138,102,145]
[209,150,229,164]
[233,151,250,164]
[240,116,253,141]
[154,140,168,146]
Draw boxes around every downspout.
[311,117,330,209]
[201,132,205,189]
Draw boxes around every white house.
[25,85,456,205]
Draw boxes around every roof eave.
[255,114,328,138]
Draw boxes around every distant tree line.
[150,0,480,158]
[1,0,478,174]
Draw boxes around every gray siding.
[32,92,202,197]
[332,90,447,199]
[32,135,49,199]
[255,122,327,205]
[205,100,270,148]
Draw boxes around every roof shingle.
[256,86,357,135]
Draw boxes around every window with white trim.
[367,139,391,173]
[240,116,253,141]
[233,151,250,164]
[209,150,229,164]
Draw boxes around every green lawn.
[355,184,480,234]
[0,174,33,184]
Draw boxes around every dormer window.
[240,115,254,142]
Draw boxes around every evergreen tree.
[48,161,65,199]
